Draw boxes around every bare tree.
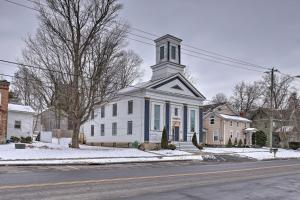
[183,67,197,85]
[261,73,293,109]
[230,81,262,115]
[14,0,142,148]
[211,93,228,104]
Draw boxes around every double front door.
[173,126,179,141]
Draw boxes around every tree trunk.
[71,119,80,148]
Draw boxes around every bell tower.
[151,34,185,80]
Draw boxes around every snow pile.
[149,150,192,156]
[203,147,300,160]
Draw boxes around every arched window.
[210,115,215,125]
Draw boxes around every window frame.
[101,105,105,118]
[14,120,21,129]
[91,109,94,120]
[213,130,219,141]
[112,103,117,116]
[190,110,196,132]
[128,100,133,114]
[127,121,133,135]
[160,46,164,60]
[100,124,105,136]
[171,45,176,60]
[154,104,161,131]
[210,115,215,125]
[112,122,117,136]
[174,108,178,116]
[91,125,94,136]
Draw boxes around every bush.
[289,142,300,150]
[167,144,176,150]
[238,139,243,147]
[234,138,238,147]
[161,127,168,149]
[192,132,203,150]
[132,140,139,148]
[20,136,32,144]
[10,136,20,143]
[252,131,267,147]
[226,138,233,147]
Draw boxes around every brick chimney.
[0,80,10,144]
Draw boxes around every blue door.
[174,127,179,141]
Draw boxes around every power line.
[5,0,270,72]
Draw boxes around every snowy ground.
[0,138,202,165]
[203,147,300,160]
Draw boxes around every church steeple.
[151,34,185,80]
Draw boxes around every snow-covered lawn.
[203,147,300,160]
[149,150,192,156]
[0,138,197,165]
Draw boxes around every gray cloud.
[1,0,299,99]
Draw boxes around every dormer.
[151,34,186,80]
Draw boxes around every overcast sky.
[0,0,299,100]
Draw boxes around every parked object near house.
[202,103,254,146]
[7,104,35,140]
[82,34,206,146]
[0,80,10,144]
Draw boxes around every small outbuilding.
[7,104,35,139]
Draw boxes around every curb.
[0,156,203,166]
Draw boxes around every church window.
[160,46,164,60]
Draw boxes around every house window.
[112,103,117,116]
[14,120,21,129]
[213,130,219,141]
[160,46,164,60]
[210,115,215,125]
[190,110,196,132]
[174,108,178,116]
[91,125,94,136]
[230,121,233,126]
[128,100,133,114]
[154,104,161,130]
[101,124,105,136]
[101,105,105,118]
[237,122,239,127]
[245,123,247,128]
[127,121,133,135]
[171,46,176,59]
[112,122,117,135]
[91,109,94,120]
[236,131,239,139]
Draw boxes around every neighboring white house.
[82,34,206,145]
[7,104,35,139]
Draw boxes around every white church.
[83,34,206,145]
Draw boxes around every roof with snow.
[8,104,35,114]
[219,114,252,122]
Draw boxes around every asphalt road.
[0,159,299,200]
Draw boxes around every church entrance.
[173,126,179,141]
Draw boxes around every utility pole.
[269,67,274,148]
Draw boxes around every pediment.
[149,74,204,98]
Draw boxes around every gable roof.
[219,114,252,123]
[202,103,238,115]
[8,104,35,114]
[118,73,206,99]
[149,73,205,98]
